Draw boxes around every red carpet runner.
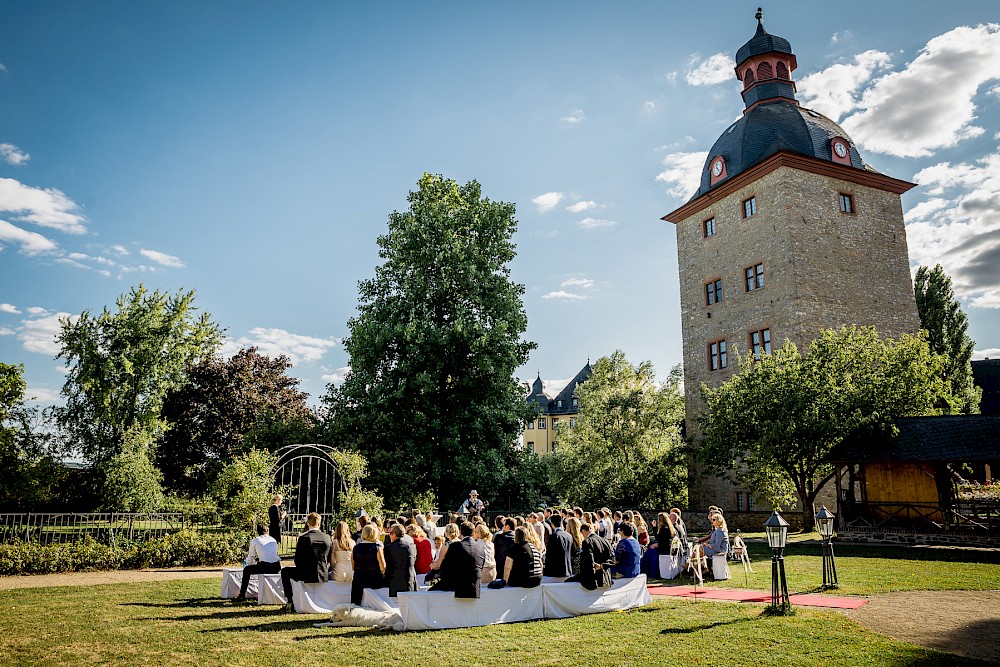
[646,585,868,609]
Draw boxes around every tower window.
[744,68,755,85]
[776,61,789,79]
[703,217,717,238]
[742,196,757,218]
[750,328,772,360]
[839,193,855,214]
[745,263,765,291]
[705,278,723,306]
[756,61,773,80]
[709,339,728,371]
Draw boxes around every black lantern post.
[815,505,838,589]
[763,510,791,613]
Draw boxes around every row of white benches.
[221,569,652,631]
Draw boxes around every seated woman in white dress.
[330,520,356,582]
[475,523,498,583]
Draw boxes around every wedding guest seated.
[280,512,332,612]
[407,524,433,575]
[351,523,386,605]
[475,523,498,583]
[233,524,281,603]
[424,522,460,586]
[351,510,370,542]
[565,517,584,576]
[383,524,417,597]
[543,515,573,580]
[566,522,614,590]
[669,510,690,564]
[432,534,445,559]
[702,512,730,561]
[330,520,355,583]
[423,511,438,540]
[611,522,641,578]
[430,521,485,598]
[499,526,542,588]
[492,517,516,575]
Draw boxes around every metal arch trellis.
[270,444,352,519]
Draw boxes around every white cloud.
[0,303,20,314]
[560,109,585,124]
[974,348,1000,360]
[111,244,129,255]
[842,24,1000,157]
[831,30,853,45]
[643,100,656,113]
[26,306,47,315]
[665,71,678,85]
[0,327,13,336]
[221,327,339,365]
[0,63,7,73]
[561,277,594,289]
[541,291,589,301]
[797,50,892,120]
[906,151,1000,308]
[321,366,351,385]
[19,312,73,356]
[139,248,185,268]
[566,200,597,213]
[655,151,708,199]
[532,192,564,213]
[25,386,60,403]
[0,178,87,234]
[685,53,734,86]
[0,219,58,254]
[576,217,615,229]
[542,377,571,398]
[0,143,30,166]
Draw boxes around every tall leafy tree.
[914,264,981,413]
[322,174,536,509]
[548,351,687,509]
[158,347,314,494]
[699,326,952,527]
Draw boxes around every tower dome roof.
[693,101,867,199]
[736,18,793,66]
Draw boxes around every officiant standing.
[458,489,486,518]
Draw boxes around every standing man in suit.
[280,512,332,612]
[543,515,573,581]
[383,524,417,597]
[566,522,615,590]
[268,495,287,547]
[430,521,485,598]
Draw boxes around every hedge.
[0,529,250,576]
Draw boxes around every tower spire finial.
[756,7,763,25]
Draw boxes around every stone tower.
[662,11,920,511]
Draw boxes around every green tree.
[322,174,536,509]
[699,326,952,527]
[914,264,981,413]
[158,348,313,495]
[100,426,165,512]
[211,449,278,529]
[56,284,222,466]
[548,351,687,509]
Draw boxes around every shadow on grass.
[200,618,326,633]
[121,597,222,608]
[659,616,755,635]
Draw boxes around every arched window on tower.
[776,62,789,79]
[757,61,773,80]
[744,68,755,85]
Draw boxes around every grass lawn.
[0,577,990,667]
[654,537,1000,596]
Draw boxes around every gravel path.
[0,564,230,590]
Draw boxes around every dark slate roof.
[736,20,793,67]
[524,362,593,415]
[692,101,869,199]
[973,359,1000,416]
[826,416,1000,463]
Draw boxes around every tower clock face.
[712,159,724,176]
[834,142,847,158]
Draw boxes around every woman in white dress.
[476,523,497,583]
[330,520,355,582]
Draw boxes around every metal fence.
[0,513,215,546]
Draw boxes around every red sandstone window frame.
[744,262,765,292]
[742,196,757,218]
[749,327,772,360]
[839,192,855,215]
[703,217,717,238]
[704,277,723,306]
[708,339,728,371]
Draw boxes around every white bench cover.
[398,586,545,631]
[541,575,650,619]
[292,580,352,614]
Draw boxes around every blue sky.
[2,1,999,405]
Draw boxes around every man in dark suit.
[280,512,332,612]
[566,522,615,590]
[268,495,286,546]
[430,521,485,598]
[543,515,574,580]
[492,517,516,577]
[383,524,417,597]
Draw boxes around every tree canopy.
[699,326,952,526]
[914,264,981,413]
[548,351,687,509]
[322,174,537,509]
[158,347,313,495]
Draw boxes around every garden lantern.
[815,505,838,589]
[763,510,791,613]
